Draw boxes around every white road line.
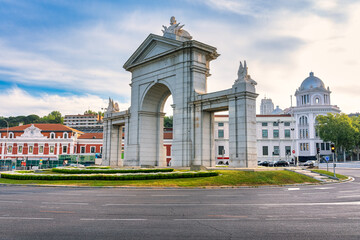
[348,217,360,220]
[302,192,330,195]
[96,195,137,197]
[257,193,291,196]
[174,219,243,221]
[80,218,147,221]
[47,193,82,196]
[151,195,189,197]
[41,202,88,205]
[288,188,300,191]
[314,187,334,190]
[336,195,360,198]
[104,201,360,207]
[339,190,358,193]
[0,200,23,203]
[0,217,53,220]
[206,195,243,197]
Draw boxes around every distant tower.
[260,97,274,115]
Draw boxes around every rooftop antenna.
[290,95,293,107]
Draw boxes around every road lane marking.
[41,202,88,205]
[174,219,244,221]
[47,193,82,196]
[104,201,360,207]
[288,188,300,191]
[302,192,329,195]
[40,211,75,214]
[80,218,147,221]
[314,187,334,190]
[151,195,189,197]
[0,200,23,203]
[0,217,53,220]
[336,195,360,198]
[206,195,243,197]
[96,194,137,197]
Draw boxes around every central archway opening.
[139,83,173,167]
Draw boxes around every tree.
[316,113,356,160]
[40,111,63,124]
[164,116,173,128]
[351,116,360,160]
[84,110,97,115]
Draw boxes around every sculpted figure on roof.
[162,16,192,41]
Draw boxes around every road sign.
[292,150,295,154]
[325,156,330,162]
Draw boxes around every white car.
[303,160,315,167]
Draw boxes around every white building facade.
[293,72,340,161]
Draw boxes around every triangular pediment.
[19,124,46,139]
[123,34,183,71]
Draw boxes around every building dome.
[299,72,325,91]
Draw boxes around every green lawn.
[0,170,319,187]
[311,169,348,180]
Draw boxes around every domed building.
[292,72,340,161]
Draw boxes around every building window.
[321,143,325,151]
[218,130,224,138]
[39,146,44,154]
[7,146,12,153]
[285,146,291,155]
[273,130,279,138]
[262,146,268,156]
[326,143,330,151]
[273,146,279,156]
[81,146,85,154]
[90,146,96,153]
[262,130,268,138]
[218,122,224,127]
[316,143,319,149]
[261,122,268,126]
[29,146,33,153]
[315,98,320,104]
[284,122,290,126]
[50,146,54,154]
[284,129,290,138]
[18,146,23,154]
[8,132,14,138]
[50,132,55,139]
[100,147,103,154]
[273,122,279,126]
[218,146,225,155]
[62,145,68,154]
[63,132,68,139]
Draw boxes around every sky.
[0,0,359,117]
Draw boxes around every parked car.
[274,160,289,167]
[259,161,274,167]
[303,160,315,167]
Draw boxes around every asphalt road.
[0,167,360,240]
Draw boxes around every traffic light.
[316,148,320,154]
[331,144,335,153]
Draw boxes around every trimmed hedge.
[0,171,218,181]
[51,168,174,174]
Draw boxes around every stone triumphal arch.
[102,17,258,168]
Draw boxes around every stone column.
[229,82,258,168]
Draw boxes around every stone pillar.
[229,82,258,168]
[109,125,122,167]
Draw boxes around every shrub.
[51,168,174,174]
[0,171,218,181]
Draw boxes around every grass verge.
[0,170,319,187]
[311,169,347,180]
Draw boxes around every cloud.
[0,87,129,117]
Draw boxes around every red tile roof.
[78,133,103,139]
[0,124,83,133]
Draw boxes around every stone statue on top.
[235,60,257,86]
[162,16,192,41]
